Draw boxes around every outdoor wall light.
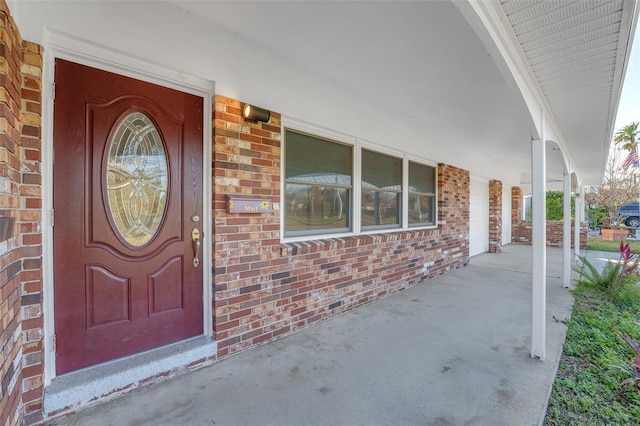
[242,104,270,123]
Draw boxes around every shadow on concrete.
[51,244,574,426]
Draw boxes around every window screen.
[361,149,402,229]
[408,161,436,226]
[284,130,353,237]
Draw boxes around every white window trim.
[280,120,357,243]
[357,140,404,235]
[406,154,439,230]
[281,118,438,243]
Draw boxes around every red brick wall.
[512,220,588,249]
[212,95,283,357]
[0,2,43,425]
[213,95,469,358]
[489,180,502,253]
[509,187,587,249]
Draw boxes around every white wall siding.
[469,175,489,256]
[502,184,512,245]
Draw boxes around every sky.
[614,28,640,134]
[607,27,640,171]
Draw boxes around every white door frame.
[41,29,214,385]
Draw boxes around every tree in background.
[614,121,639,152]
[546,190,574,220]
[584,149,639,227]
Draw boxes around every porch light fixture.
[242,104,270,123]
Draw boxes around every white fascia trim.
[603,0,639,162]
[41,29,215,385]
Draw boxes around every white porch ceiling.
[10,0,638,188]
[161,0,636,187]
[498,0,636,185]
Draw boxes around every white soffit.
[498,0,637,185]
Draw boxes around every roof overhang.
[10,0,638,189]
[468,0,638,188]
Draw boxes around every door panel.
[53,59,204,374]
[149,257,184,314]
[85,265,130,327]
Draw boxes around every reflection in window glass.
[285,185,350,235]
[284,130,352,237]
[409,194,434,225]
[408,161,436,227]
[361,149,402,229]
[361,189,400,228]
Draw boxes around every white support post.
[531,136,546,361]
[574,189,581,259]
[563,173,571,288]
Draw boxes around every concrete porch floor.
[51,244,576,426]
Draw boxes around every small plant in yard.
[545,286,640,425]
[577,241,640,304]
[545,241,640,425]
[616,329,640,392]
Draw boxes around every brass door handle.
[191,228,201,268]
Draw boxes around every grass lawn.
[544,286,640,424]
[587,237,640,253]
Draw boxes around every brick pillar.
[438,164,470,259]
[489,180,502,253]
[212,95,282,358]
[20,40,44,425]
[511,186,523,243]
[580,221,588,249]
[0,2,44,424]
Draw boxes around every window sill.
[280,226,438,257]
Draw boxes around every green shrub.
[546,190,575,220]
[545,286,640,424]
[577,242,640,304]
[588,206,610,229]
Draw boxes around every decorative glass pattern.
[106,112,168,246]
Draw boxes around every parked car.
[619,202,640,227]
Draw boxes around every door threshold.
[44,336,217,417]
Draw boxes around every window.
[283,125,438,240]
[408,161,436,227]
[284,130,352,237]
[361,149,402,230]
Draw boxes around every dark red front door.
[53,59,204,374]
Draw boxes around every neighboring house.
[0,0,636,424]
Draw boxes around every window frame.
[407,159,437,228]
[282,125,357,241]
[358,143,404,233]
[281,120,438,243]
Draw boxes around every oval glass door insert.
[106,112,168,247]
